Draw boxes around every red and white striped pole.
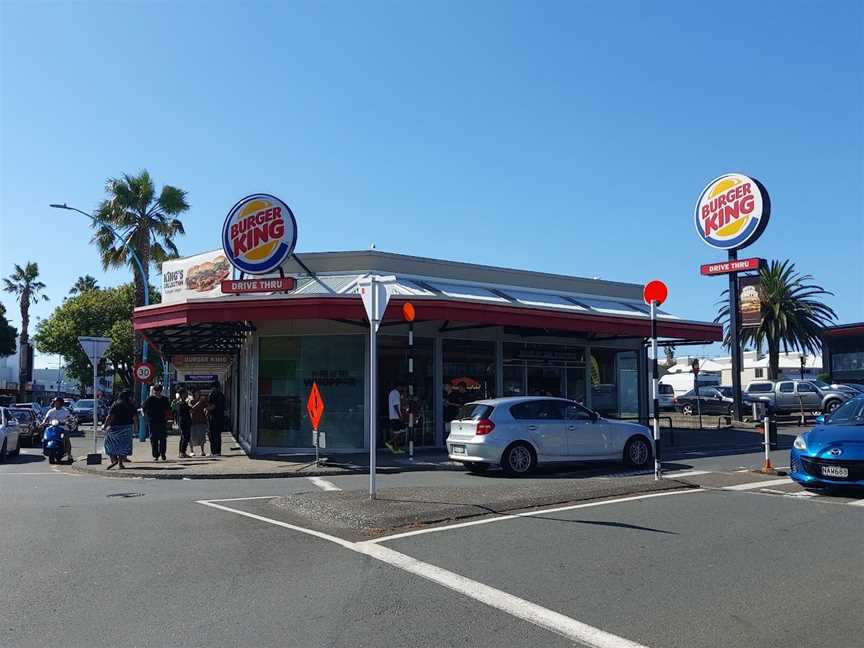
[643,280,668,481]
[403,303,417,461]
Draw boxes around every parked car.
[659,372,721,397]
[14,402,46,419]
[675,386,733,416]
[8,407,40,446]
[657,383,676,411]
[0,406,23,461]
[790,395,864,490]
[744,380,849,415]
[445,397,654,476]
[71,399,105,424]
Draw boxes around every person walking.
[103,390,137,470]
[143,385,171,461]
[174,388,192,458]
[189,389,208,457]
[206,381,226,457]
[385,384,405,454]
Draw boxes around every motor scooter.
[42,420,67,464]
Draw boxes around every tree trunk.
[17,294,29,401]
[768,340,780,381]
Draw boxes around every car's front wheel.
[501,443,536,476]
[681,404,693,416]
[623,436,652,468]
[825,400,842,414]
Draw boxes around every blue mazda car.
[790,395,864,489]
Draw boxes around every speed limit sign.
[134,361,155,384]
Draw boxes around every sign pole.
[369,292,378,499]
[93,359,99,456]
[728,249,744,420]
[650,299,661,480]
[408,320,415,461]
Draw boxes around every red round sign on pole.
[133,361,155,384]
[642,280,668,306]
[402,302,416,322]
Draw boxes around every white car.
[446,396,654,475]
[0,407,23,461]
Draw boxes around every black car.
[8,407,40,446]
[676,386,733,416]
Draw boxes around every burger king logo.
[222,194,297,274]
[694,173,770,250]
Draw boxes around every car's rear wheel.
[623,436,652,468]
[501,443,536,476]
[466,462,490,474]
[681,404,693,416]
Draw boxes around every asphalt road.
[2,436,861,648]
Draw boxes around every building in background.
[663,350,822,390]
[822,323,864,385]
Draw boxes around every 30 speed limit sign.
[134,361,155,384]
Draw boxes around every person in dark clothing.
[206,382,226,456]
[143,385,171,461]
[174,388,192,458]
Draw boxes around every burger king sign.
[694,173,770,250]
[222,193,298,274]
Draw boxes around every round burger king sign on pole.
[696,172,771,423]
[694,173,770,250]
[222,193,298,275]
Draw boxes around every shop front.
[135,250,722,455]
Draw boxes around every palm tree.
[69,275,99,295]
[3,262,49,398]
[92,170,188,309]
[716,260,836,380]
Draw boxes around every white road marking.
[199,497,652,648]
[723,478,792,491]
[0,472,62,476]
[848,499,864,507]
[665,470,710,478]
[361,489,705,544]
[203,495,281,503]
[307,476,341,491]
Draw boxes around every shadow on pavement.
[4,453,47,464]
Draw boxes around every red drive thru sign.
[306,381,325,431]
[700,257,763,276]
[221,277,296,294]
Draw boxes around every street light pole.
[50,203,151,439]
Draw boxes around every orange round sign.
[402,302,416,322]
[642,280,668,306]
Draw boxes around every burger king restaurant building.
[137,249,722,455]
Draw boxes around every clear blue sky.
[1,0,862,368]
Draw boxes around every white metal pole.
[763,415,770,466]
[93,360,99,455]
[369,282,378,500]
[650,300,661,481]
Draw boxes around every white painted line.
[202,495,280,503]
[362,489,705,545]
[723,478,792,491]
[307,476,341,491]
[0,472,63,476]
[354,542,651,648]
[666,470,710,478]
[199,498,651,648]
[848,499,864,507]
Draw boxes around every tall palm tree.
[69,275,99,295]
[92,170,188,309]
[716,260,836,380]
[3,262,49,398]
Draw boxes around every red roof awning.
[135,295,722,344]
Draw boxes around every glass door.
[566,367,587,405]
[526,365,564,397]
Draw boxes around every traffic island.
[266,477,694,540]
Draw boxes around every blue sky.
[1,0,862,367]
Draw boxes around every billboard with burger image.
[738,275,763,327]
[161,250,232,304]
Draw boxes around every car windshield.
[810,380,829,389]
[717,387,733,397]
[825,398,864,426]
[10,409,30,418]
[75,400,94,408]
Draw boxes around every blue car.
[790,395,864,489]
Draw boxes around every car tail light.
[475,419,495,436]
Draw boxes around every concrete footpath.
[68,430,461,479]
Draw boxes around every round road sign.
[642,280,668,306]
[134,361,155,384]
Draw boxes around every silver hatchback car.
[446,397,654,476]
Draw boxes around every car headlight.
[793,435,807,451]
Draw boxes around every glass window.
[754,368,764,378]
[503,365,525,397]
[510,399,565,420]
[747,383,774,393]
[778,382,794,393]
[826,398,864,425]
[378,335,434,446]
[698,387,719,397]
[504,342,585,401]
[565,403,594,420]
[258,336,364,449]
[456,404,494,421]
[443,340,496,423]
[590,349,618,415]
[658,384,675,395]
[796,382,815,393]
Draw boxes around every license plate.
[451,445,466,455]
[821,465,849,478]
